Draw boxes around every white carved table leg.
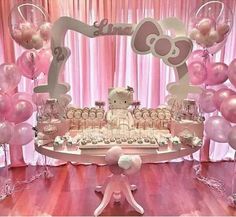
[121,177,144,214]
[94,181,114,217]
[94,174,144,216]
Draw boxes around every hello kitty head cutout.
[33,16,202,102]
[108,87,134,109]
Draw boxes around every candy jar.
[81,108,89,130]
[150,109,158,128]
[157,110,165,129]
[163,110,171,129]
[66,107,76,129]
[89,108,96,129]
[133,108,142,128]
[142,108,149,130]
[96,108,105,129]
[74,108,82,129]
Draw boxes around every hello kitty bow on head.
[131,18,193,67]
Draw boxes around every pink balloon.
[12,92,36,111]
[6,99,33,124]
[220,95,236,123]
[0,121,14,144]
[228,59,236,88]
[189,28,200,40]
[188,49,212,66]
[0,63,21,93]
[206,62,228,85]
[35,49,52,75]
[188,61,207,85]
[228,127,236,150]
[205,116,232,143]
[9,123,34,145]
[39,22,52,41]
[0,94,12,116]
[197,18,212,35]
[31,34,44,50]
[216,23,230,35]
[17,50,41,79]
[213,88,235,110]
[198,89,217,113]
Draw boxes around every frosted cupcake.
[54,136,65,151]
[66,137,78,151]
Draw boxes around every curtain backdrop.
[0,0,236,166]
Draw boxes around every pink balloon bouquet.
[189,1,233,54]
[205,116,232,143]
[9,3,52,50]
[0,63,21,93]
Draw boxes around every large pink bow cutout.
[131,18,193,67]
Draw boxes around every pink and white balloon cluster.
[0,64,70,146]
[0,64,35,145]
[190,18,230,48]
[11,22,52,50]
[197,58,236,150]
[105,146,142,175]
[9,3,52,50]
[188,50,228,86]
[16,49,52,79]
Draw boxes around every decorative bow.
[131,18,193,67]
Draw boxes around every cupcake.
[169,136,181,151]
[53,136,65,151]
[137,139,143,144]
[104,139,110,144]
[66,137,78,151]
[81,139,87,146]
[127,139,133,144]
[116,139,122,144]
[150,139,156,144]
[121,137,127,142]
[158,137,168,151]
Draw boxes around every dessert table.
[35,142,201,164]
[35,140,201,216]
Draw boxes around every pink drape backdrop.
[0,0,236,166]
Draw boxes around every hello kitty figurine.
[106,86,134,129]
